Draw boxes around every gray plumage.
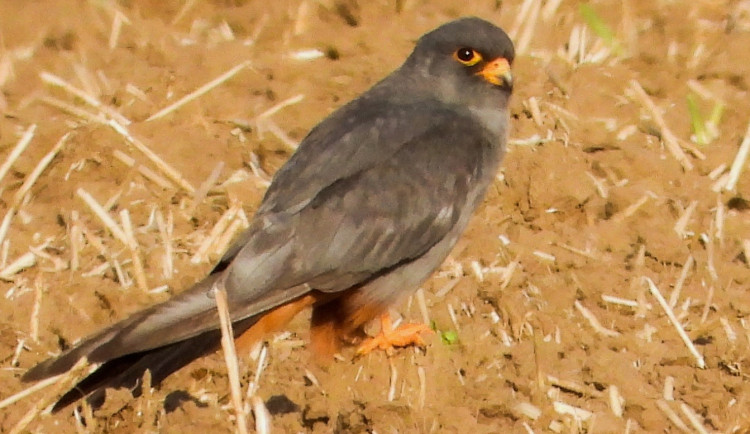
[23,16,515,410]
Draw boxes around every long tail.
[20,220,320,410]
[22,273,318,411]
[19,272,249,411]
[49,316,258,412]
[22,273,225,382]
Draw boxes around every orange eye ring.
[453,47,482,66]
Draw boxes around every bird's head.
[400,17,515,110]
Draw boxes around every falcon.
[23,16,515,410]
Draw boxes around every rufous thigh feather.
[310,288,388,359]
[233,294,318,352]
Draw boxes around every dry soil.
[1,0,750,432]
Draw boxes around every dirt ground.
[1,0,750,432]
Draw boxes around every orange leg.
[356,313,432,356]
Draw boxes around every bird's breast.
[469,106,508,143]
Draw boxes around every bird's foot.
[356,313,432,356]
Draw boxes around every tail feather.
[50,316,258,412]
[21,272,316,410]
[22,309,153,383]
[22,274,224,383]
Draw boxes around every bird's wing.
[225,105,494,302]
[211,97,448,273]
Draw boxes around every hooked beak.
[477,57,513,89]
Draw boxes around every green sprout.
[687,93,724,146]
[430,321,459,345]
[707,101,725,137]
[687,94,708,145]
[439,330,459,345]
[579,4,623,56]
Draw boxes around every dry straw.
[645,277,706,369]
[656,400,691,432]
[574,301,621,337]
[146,61,251,122]
[8,358,93,434]
[214,284,249,434]
[0,124,36,186]
[628,80,694,171]
[724,121,750,191]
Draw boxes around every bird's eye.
[453,48,482,66]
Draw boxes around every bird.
[22,16,515,411]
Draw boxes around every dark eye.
[457,48,473,61]
[453,48,482,66]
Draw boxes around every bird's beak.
[477,57,513,88]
